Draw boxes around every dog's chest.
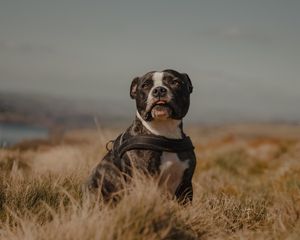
[159,152,189,195]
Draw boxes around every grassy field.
[0,124,300,240]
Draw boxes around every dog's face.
[130,69,193,121]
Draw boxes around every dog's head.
[130,69,193,121]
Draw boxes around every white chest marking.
[136,111,182,139]
[159,152,189,195]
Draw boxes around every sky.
[0,0,300,123]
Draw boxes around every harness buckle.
[105,140,114,151]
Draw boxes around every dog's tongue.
[156,100,166,105]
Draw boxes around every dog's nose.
[152,86,167,98]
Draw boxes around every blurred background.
[1,0,300,145]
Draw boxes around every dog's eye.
[170,79,181,87]
[141,80,152,89]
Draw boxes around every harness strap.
[114,135,194,159]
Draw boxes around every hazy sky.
[1,0,300,122]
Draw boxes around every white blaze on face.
[147,72,171,108]
[152,72,164,87]
[149,72,164,99]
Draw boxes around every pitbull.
[86,69,196,203]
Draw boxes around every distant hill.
[0,92,133,129]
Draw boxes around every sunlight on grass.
[0,125,300,240]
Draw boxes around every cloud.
[0,40,55,54]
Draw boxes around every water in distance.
[0,122,48,147]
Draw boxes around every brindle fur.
[86,117,196,203]
[86,69,196,204]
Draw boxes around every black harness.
[111,134,195,160]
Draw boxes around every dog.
[85,69,196,203]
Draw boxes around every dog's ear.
[181,73,193,93]
[130,77,139,99]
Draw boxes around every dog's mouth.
[149,100,173,120]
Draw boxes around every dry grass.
[1,124,300,240]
